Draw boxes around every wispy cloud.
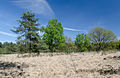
[64,27,87,32]
[0,31,17,37]
[12,0,55,17]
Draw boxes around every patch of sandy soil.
[0,51,120,78]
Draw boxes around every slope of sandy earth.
[0,51,120,78]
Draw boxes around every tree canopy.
[0,42,2,48]
[11,11,40,42]
[11,11,47,53]
[0,11,119,54]
[88,27,117,43]
[41,19,65,52]
[88,27,117,51]
[75,33,90,52]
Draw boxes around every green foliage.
[1,11,120,54]
[0,48,3,53]
[60,36,77,53]
[88,27,117,43]
[115,40,120,50]
[5,43,17,54]
[0,42,17,54]
[41,19,65,52]
[63,43,77,53]
[0,48,7,54]
[88,27,117,51]
[75,33,90,52]
[0,42,2,48]
[11,11,47,54]
[104,41,118,51]
[16,42,29,54]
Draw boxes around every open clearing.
[0,51,120,78]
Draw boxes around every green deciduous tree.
[88,27,117,51]
[75,33,90,52]
[11,11,47,54]
[41,19,65,52]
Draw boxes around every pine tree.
[11,11,44,54]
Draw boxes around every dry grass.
[0,51,120,78]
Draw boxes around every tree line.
[0,11,120,54]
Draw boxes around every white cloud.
[0,31,17,37]
[63,27,87,32]
[12,0,55,17]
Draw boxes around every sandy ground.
[0,51,120,78]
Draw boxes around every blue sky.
[0,0,120,42]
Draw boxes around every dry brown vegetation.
[0,51,120,78]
